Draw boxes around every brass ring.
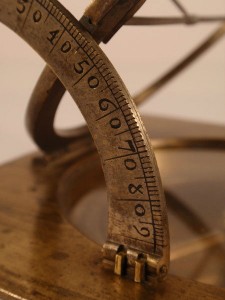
[26,66,91,153]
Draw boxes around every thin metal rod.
[126,16,225,26]
[133,23,225,105]
[171,0,189,17]
[152,138,225,151]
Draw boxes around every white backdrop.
[0,0,225,163]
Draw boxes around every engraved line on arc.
[35,0,165,252]
[136,150,148,155]
[117,198,153,202]
[118,111,160,251]
[28,6,137,158]
[147,199,160,202]
[22,0,34,29]
[146,179,157,184]
[149,198,160,202]
[148,192,160,196]
[133,133,143,140]
[93,56,104,67]
[110,87,124,96]
[117,196,160,203]
[100,86,110,93]
[139,221,154,225]
[150,195,160,203]
[155,231,164,236]
[117,97,127,104]
[135,137,144,143]
[79,29,164,252]
[129,126,140,133]
[44,11,50,23]
[104,151,139,162]
[135,176,155,180]
[123,111,134,119]
[49,29,66,53]
[149,196,160,200]
[146,180,157,184]
[141,158,152,163]
[153,214,162,217]
[95,107,120,121]
[72,65,95,86]
[127,120,136,127]
[122,235,164,247]
[143,165,155,171]
[117,100,130,111]
[153,226,164,230]
[114,85,162,251]
[154,233,164,238]
[148,186,159,193]
[143,167,155,173]
[141,159,154,165]
[37,0,153,189]
[36,0,82,40]
[99,67,109,76]
[155,228,164,232]
[147,185,159,190]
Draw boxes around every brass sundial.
[0,0,225,299]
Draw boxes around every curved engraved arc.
[0,0,169,280]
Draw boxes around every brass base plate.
[0,116,225,299]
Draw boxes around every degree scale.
[0,0,225,299]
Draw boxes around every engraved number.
[99,98,118,111]
[88,76,99,89]
[110,118,121,129]
[61,41,72,53]
[128,184,143,195]
[16,0,28,14]
[124,159,136,170]
[135,204,145,217]
[33,10,42,23]
[118,140,136,152]
[74,60,90,74]
[133,225,150,237]
[47,30,60,45]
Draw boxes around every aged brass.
[0,0,225,296]
[0,0,169,282]
[0,117,225,299]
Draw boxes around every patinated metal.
[0,116,225,298]
[0,0,169,282]
[0,0,225,295]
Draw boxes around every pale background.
[0,0,225,163]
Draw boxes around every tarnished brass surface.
[0,116,225,298]
[0,156,222,299]
[68,115,225,287]
[1,0,225,288]
[27,0,145,153]
[82,0,146,43]
[26,65,91,152]
[0,0,169,281]
[26,13,225,150]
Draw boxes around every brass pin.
[114,253,126,276]
[134,260,146,283]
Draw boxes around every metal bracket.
[103,242,168,283]
[81,0,146,43]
